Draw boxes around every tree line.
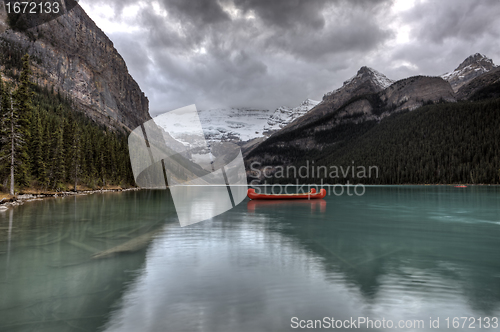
[247,93,500,185]
[0,54,134,194]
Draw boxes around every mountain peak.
[357,66,394,88]
[357,66,380,76]
[357,66,373,75]
[442,53,497,92]
[456,53,495,71]
[325,66,394,99]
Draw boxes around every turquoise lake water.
[0,186,499,331]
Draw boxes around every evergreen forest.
[0,54,134,193]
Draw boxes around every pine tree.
[0,74,10,188]
[0,81,24,195]
[50,125,65,190]
[31,108,46,185]
[12,54,33,187]
[69,117,81,191]
[41,122,51,188]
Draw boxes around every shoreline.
[0,187,140,208]
[1,183,497,209]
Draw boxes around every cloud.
[379,0,500,79]
[160,0,230,25]
[405,0,500,44]
[79,0,500,115]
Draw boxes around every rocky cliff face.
[441,53,497,92]
[380,76,455,111]
[0,4,150,131]
[321,76,455,127]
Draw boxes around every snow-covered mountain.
[263,99,320,133]
[324,66,394,99]
[441,53,497,92]
[197,99,319,143]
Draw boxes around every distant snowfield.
[150,99,320,149]
[153,99,320,146]
[200,99,320,142]
[198,107,274,142]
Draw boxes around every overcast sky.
[79,0,500,116]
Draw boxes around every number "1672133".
[445,317,498,329]
[5,2,60,14]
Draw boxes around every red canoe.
[247,188,327,200]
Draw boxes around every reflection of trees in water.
[0,190,175,331]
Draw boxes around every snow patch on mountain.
[264,99,320,132]
[441,53,497,91]
[441,54,494,80]
[370,67,395,89]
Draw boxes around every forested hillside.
[248,95,500,185]
[0,55,134,193]
[319,98,500,184]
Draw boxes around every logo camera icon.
[128,105,248,227]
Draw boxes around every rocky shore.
[0,188,140,209]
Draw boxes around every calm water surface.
[0,186,499,331]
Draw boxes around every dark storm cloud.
[85,0,500,115]
[404,0,500,44]
[232,0,392,30]
[383,0,500,80]
[160,0,230,25]
[231,0,329,30]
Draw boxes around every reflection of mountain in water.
[248,186,500,313]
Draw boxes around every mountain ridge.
[245,75,456,162]
[243,53,500,182]
[278,66,394,135]
[288,53,497,139]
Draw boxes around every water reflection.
[103,186,500,332]
[0,187,499,332]
[6,209,13,270]
[247,199,326,214]
[107,187,500,331]
[0,190,175,332]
